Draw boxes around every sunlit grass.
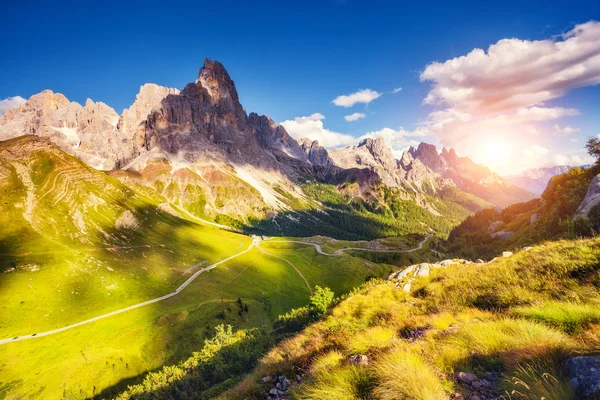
[513,301,600,333]
[295,366,374,400]
[222,238,600,400]
[373,344,448,400]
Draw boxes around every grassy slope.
[222,238,600,400]
[249,182,487,241]
[0,136,249,337]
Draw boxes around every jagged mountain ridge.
[0,58,533,236]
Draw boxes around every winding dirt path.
[0,238,259,346]
[264,235,431,256]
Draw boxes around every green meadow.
[0,234,398,399]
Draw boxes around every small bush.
[309,286,335,317]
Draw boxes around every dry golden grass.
[221,238,600,400]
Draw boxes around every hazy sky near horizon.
[1,0,599,175]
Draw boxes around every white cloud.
[0,96,27,116]
[523,144,548,159]
[332,89,382,107]
[554,153,595,166]
[344,112,366,122]
[420,21,600,113]
[415,21,600,174]
[358,127,426,150]
[511,107,580,122]
[280,113,357,148]
[391,87,403,94]
[553,124,581,136]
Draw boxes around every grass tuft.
[373,344,448,400]
[513,301,600,333]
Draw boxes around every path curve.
[0,238,259,346]
[265,235,431,256]
[258,246,313,295]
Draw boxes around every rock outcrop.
[575,174,600,217]
[0,91,124,169]
[299,138,332,167]
[566,356,600,399]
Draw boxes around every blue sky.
[1,0,599,174]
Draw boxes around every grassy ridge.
[221,238,600,400]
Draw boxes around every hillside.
[447,165,600,259]
[108,237,600,399]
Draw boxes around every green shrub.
[309,286,335,317]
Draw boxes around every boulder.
[475,259,485,263]
[396,265,416,279]
[488,220,503,232]
[529,213,539,225]
[566,356,600,399]
[575,174,600,217]
[490,230,514,240]
[414,263,430,277]
[456,371,478,384]
[347,354,369,366]
[502,251,513,258]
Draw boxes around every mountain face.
[407,143,536,207]
[0,58,532,237]
[327,139,534,207]
[505,165,576,195]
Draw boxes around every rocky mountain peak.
[299,138,331,167]
[358,136,385,151]
[410,142,446,172]
[358,137,397,168]
[192,58,245,119]
[117,83,179,135]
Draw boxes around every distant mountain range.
[505,165,592,195]
[0,59,535,238]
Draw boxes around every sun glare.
[482,140,509,171]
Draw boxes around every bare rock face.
[408,143,535,207]
[115,210,140,230]
[0,90,125,169]
[575,174,600,217]
[329,138,444,195]
[566,356,600,399]
[117,83,179,139]
[250,113,307,161]
[329,137,407,188]
[299,138,331,167]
